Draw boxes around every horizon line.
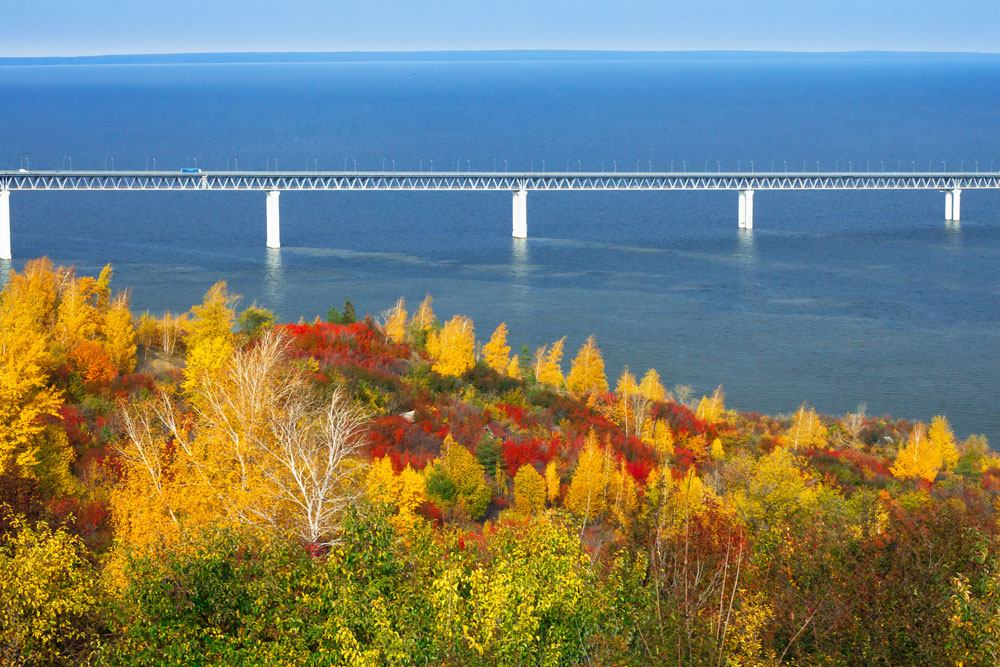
[2,48,999,62]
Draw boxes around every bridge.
[2,169,997,259]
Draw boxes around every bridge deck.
[2,171,999,191]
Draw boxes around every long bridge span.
[2,169,998,259]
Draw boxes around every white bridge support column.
[949,188,961,222]
[266,190,280,248]
[512,187,528,238]
[738,189,754,229]
[0,190,10,260]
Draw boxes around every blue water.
[2,53,999,440]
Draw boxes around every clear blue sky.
[3,0,999,57]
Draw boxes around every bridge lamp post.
[960,160,964,171]
[636,159,640,172]
[578,159,581,171]
[392,159,396,172]
[494,159,497,172]
[467,159,471,172]
[880,160,884,172]
[383,158,386,171]
[542,160,545,172]
[975,161,978,172]
[738,160,742,172]
[911,161,915,172]
[848,161,852,173]
[613,160,616,173]
[315,158,319,172]
[649,160,652,173]
[567,159,570,172]
[670,159,675,171]
[816,160,820,172]
[346,158,349,172]
[602,159,605,172]
[942,161,946,172]
[802,160,807,172]
[770,160,775,171]
[682,160,686,172]
[750,160,753,173]
[783,160,787,173]
[504,160,508,173]
[704,159,708,172]
[716,160,720,173]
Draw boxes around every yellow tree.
[535,336,566,389]
[638,368,666,402]
[433,315,476,377]
[564,432,609,523]
[615,366,638,436]
[545,460,560,505]
[928,415,960,472]
[608,461,639,533]
[786,403,827,451]
[2,257,58,334]
[566,334,609,395]
[482,322,512,375]
[647,419,675,457]
[0,273,61,476]
[384,297,407,343]
[54,277,99,351]
[102,293,137,373]
[411,294,435,332]
[696,385,726,423]
[182,281,237,396]
[117,329,369,548]
[505,355,522,380]
[512,464,546,516]
[366,456,427,532]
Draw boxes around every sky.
[2,0,999,57]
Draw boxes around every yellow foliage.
[564,433,609,522]
[482,322,512,375]
[136,311,158,348]
[732,448,817,531]
[433,435,491,520]
[892,420,958,482]
[513,464,547,516]
[366,456,427,532]
[412,293,435,331]
[0,273,61,475]
[928,415,960,472]
[2,257,58,335]
[535,336,566,389]
[54,277,99,350]
[638,368,666,402]
[545,460,560,505]
[384,297,407,343]
[644,419,674,457]
[0,517,98,664]
[608,461,639,532]
[182,281,237,396]
[102,293,137,373]
[695,385,726,423]
[710,437,725,460]
[566,334,609,395]
[787,403,827,451]
[425,328,441,360]
[432,315,476,377]
[505,355,521,380]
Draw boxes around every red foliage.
[416,501,444,527]
[368,415,442,471]
[500,436,558,473]
[650,401,720,440]
[282,321,409,375]
[69,340,117,387]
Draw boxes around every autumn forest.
[2,257,999,666]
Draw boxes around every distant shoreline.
[2,49,1000,67]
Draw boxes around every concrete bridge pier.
[738,189,754,229]
[266,190,280,248]
[948,188,961,222]
[512,187,527,238]
[0,190,10,260]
